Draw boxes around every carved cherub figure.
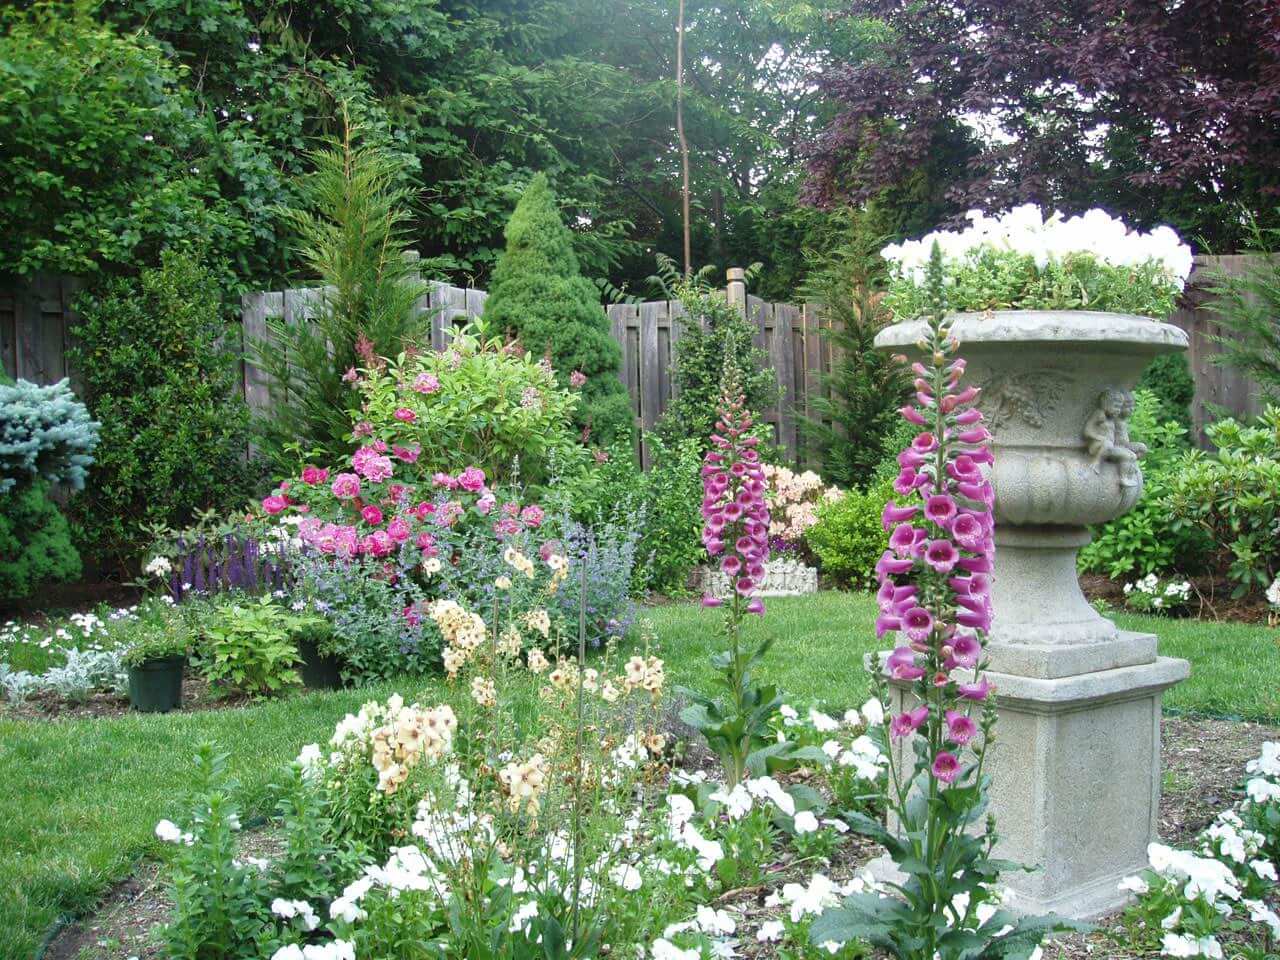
[1084,388,1144,488]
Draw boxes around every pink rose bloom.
[415,532,435,551]
[331,473,362,499]
[415,501,436,520]
[569,370,587,388]
[412,372,440,394]
[387,484,407,503]
[300,465,329,486]
[386,518,411,543]
[493,517,520,537]
[361,505,384,526]
[475,494,496,515]
[432,472,459,490]
[520,505,544,528]
[394,407,417,423]
[360,456,394,483]
[262,494,288,515]
[393,445,419,464]
[353,421,374,438]
[501,501,520,518]
[362,531,394,557]
[457,466,486,492]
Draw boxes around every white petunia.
[756,920,784,942]
[809,708,839,732]
[793,810,820,835]
[1118,874,1149,895]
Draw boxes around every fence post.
[725,267,747,318]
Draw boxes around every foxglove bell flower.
[700,386,770,611]
[873,276,996,791]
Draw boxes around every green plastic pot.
[297,638,344,690]
[127,655,185,713]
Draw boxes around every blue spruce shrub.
[0,378,100,493]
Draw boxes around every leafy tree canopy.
[3,0,876,292]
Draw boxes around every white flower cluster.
[881,205,1194,290]
[1124,574,1193,610]
[1120,741,1280,957]
[1266,574,1280,609]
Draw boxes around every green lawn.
[1,592,1276,957]
[649,592,1280,720]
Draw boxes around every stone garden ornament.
[874,206,1195,919]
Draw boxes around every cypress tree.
[483,174,632,445]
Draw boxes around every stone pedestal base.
[882,650,1189,919]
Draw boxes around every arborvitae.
[483,174,632,445]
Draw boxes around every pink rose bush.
[345,323,581,486]
[253,443,568,678]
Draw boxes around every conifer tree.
[483,174,632,445]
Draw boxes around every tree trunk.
[676,0,691,278]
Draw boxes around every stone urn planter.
[873,309,1191,918]
[696,557,818,598]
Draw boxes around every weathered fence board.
[5,258,1273,467]
[1167,255,1269,445]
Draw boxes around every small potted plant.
[123,622,190,713]
[295,619,343,690]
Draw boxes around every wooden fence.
[238,266,834,465]
[2,256,1271,463]
[1166,255,1268,445]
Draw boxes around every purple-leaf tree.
[803,0,1280,251]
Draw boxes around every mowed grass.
[648,592,1280,721]
[1,591,1276,957]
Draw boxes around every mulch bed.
[1081,573,1275,626]
[0,676,252,722]
[43,717,1279,960]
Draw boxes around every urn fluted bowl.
[875,310,1188,647]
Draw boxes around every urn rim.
[873,309,1188,353]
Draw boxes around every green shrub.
[247,116,426,467]
[68,249,255,575]
[1163,406,1280,597]
[1203,212,1280,405]
[482,173,631,446]
[353,322,580,485]
[1136,353,1195,429]
[634,435,705,595]
[1079,390,1211,579]
[199,597,307,696]
[653,261,779,449]
[804,477,893,589]
[0,481,81,603]
[798,208,911,488]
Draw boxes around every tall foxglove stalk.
[680,369,786,788]
[812,244,1081,959]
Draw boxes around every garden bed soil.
[1080,572,1275,625]
[42,830,285,960]
[43,717,1278,960]
[0,675,252,721]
